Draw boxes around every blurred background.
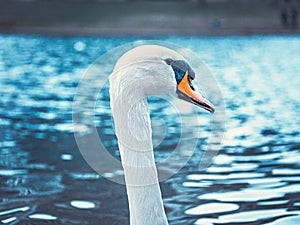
[1,0,300,36]
[0,0,300,225]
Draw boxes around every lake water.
[0,35,299,225]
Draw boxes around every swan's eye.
[187,74,195,91]
[187,71,195,89]
[165,58,196,86]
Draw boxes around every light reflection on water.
[70,200,96,209]
[29,213,57,220]
[0,35,299,224]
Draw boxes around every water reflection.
[265,215,300,225]
[195,209,300,224]
[0,35,299,224]
[185,203,239,215]
[0,206,30,216]
[70,200,96,209]
[29,213,57,220]
[1,217,17,224]
[61,153,73,161]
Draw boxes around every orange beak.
[177,71,215,113]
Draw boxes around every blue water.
[0,35,300,225]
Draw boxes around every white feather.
[109,45,186,225]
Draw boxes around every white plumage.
[109,45,214,225]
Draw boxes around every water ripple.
[195,209,300,225]
[0,35,300,225]
[29,213,57,220]
[185,202,239,215]
[70,200,96,209]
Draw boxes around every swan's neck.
[111,96,168,225]
[109,59,174,225]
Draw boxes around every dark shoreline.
[1,0,300,38]
[2,26,300,38]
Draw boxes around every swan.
[109,45,214,225]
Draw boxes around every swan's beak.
[176,72,215,113]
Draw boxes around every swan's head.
[111,45,215,113]
[165,58,215,113]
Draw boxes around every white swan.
[109,45,214,225]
